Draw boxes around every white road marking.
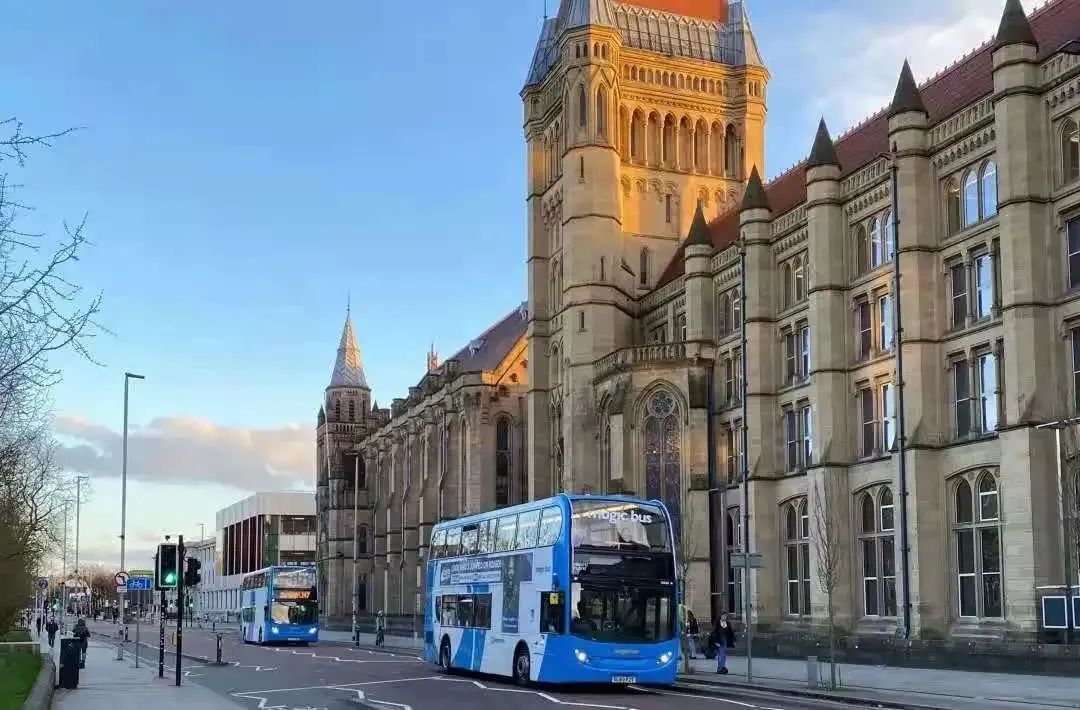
[232,683,417,710]
[641,687,786,710]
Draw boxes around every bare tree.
[1061,427,1080,597]
[813,477,847,690]
[676,491,699,673]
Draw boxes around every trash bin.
[59,638,81,689]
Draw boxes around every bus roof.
[432,493,668,529]
[241,565,315,578]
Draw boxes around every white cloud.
[789,0,1002,130]
[53,413,314,492]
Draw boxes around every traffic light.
[156,543,179,590]
[184,557,202,588]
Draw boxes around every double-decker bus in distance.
[424,494,678,686]
[240,566,319,645]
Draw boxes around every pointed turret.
[741,166,770,211]
[685,202,713,248]
[317,406,326,426]
[327,309,369,390]
[888,60,927,119]
[806,118,840,168]
[995,0,1036,50]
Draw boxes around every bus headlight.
[308,627,317,634]
[574,649,589,663]
[658,652,672,665]
[271,626,280,634]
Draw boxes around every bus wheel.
[439,639,452,672]
[512,646,531,686]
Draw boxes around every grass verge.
[0,652,42,710]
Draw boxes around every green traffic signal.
[163,571,176,584]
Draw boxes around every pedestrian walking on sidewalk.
[45,617,59,648]
[73,618,90,667]
[35,615,42,637]
[711,613,736,675]
[375,610,386,647]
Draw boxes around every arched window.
[717,292,730,335]
[731,289,742,331]
[726,508,742,615]
[631,110,645,162]
[639,247,649,287]
[854,224,869,275]
[782,262,793,309]
[600,414,612,493]
[962,169,979,228]
[662,116,676,168]
[333,399,341,421]
[1063,118,1080,184]
[952,471,1003,619]
[793,256,806,303]
[783,498,810,616]
[882,211,894,264]
[694,119,708,171]
[725,124,739,177]
[710,121,723,176]
[356,457,367,489]
[348,399,356,422]
[980,161,998,219]
[643,390,682,539]
[357,525,368,555]
[945,178,962,235]
[595,88,606,139]
[869,217,882,269]
[495,415,512,507]
[857,487,897,617]
[577,85,587,129]
[648,113,661,167]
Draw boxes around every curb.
[21,655,55,710]
[674,676,950,710]
[321,638,422,657]
[89,631,212,667]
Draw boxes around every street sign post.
[114,572,129,587]
[126,577,153,591]
[37,577,48,591]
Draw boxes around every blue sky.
[0,0,1006,569]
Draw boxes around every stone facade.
[317,0,1080,643]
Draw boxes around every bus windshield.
[569,500,671,553]
[570,583,675,643]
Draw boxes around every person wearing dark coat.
[711,613,737,674]
[45,617,59,647]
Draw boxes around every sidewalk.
[681,653,1080,709]
[41,633,240,710]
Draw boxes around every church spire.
[327,308,369,390]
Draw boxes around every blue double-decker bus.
[240,566,319,645]
[424,494,678,686]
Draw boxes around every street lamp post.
[75,475,89,615]
[1036,416,1080,642]
[350,453,361,648]
[119,371,145,647]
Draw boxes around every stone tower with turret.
[315,308,377,622]
[522,0,768,497]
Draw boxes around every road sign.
[37,577,48,590]
[729,552,765,568]
[115,571,129,587]
[127,576,153,591]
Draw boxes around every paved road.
[90,623,875,710]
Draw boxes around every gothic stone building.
[318,0,1080,643]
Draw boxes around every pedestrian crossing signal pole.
[176,534,184,686]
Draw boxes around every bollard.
[806,655,820,689]
[216,634,223,665]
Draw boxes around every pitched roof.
[740,165,769,210]
[327,311,369,390]
[806,118,840,168]
[655,0,1080,288]
[686,201,713,246]
[996,0,1038,49]
[446,302,529,373]
[888,60,928,118]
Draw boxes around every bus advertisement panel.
[424,494,678,686]
[240,566,319,645]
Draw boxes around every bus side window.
[540,593,565,634]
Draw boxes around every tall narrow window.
[1063,118,1080,184]
[640,247,649,288]
[495,416,511,507]
[945,179,962,235]
[878,293,894,352]
[643,390,683,539]
[1068,219,1080,291]
[869,217,882,269]
[980,161,998,219]
[783,499,811,616]
[859,387,876,458]
[798,323,810,380]
[665,194,673,223]
[732,293,742,332]
[784,408,798,472]
[733,348,743,406]
[723,425,736,483]
[782,263,793,308]
[951,262,969,328]
[578,85,587,129]
[599,256,605,281]
[962,170,979,228]
[348,399,356,422]
[974,253,994,320]
[858,488,897,617]
[799,403,813,466]
[1072,326,1080,413]
[977,351,998,433]
[856,299,872,359]
[600,415,611,493]
[881,382,896,451]
[717,293,730,335]
[784,331,797,385]
[952,472,1003,618]
[726,509,742,614]
[954,358,971,439]
[724,356,736,405]
[854,224,869,275]
[883,211,895,263]
[675,312,687,341]
[595,88,606,139]
[794,256,806,302]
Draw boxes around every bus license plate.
[611,675,636,684]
